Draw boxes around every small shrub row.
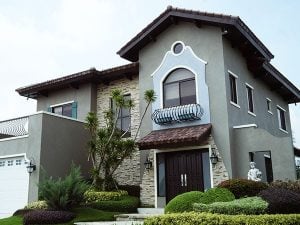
[84,189,128,202]
[164,188,235,213]
[88,195,139,213]
[193,197,268,215]
[269,180,300,194]
[259,187,300,214]
[24,201,48,210]
[144,212,300,225]
[23,210,75,225]
[217,178,268,198]
[118,185,140,197]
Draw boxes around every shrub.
[88,195,139,213]
[38,164,89,210]
[217,178,268,198]
[164,191,204,213]
[84,189,128,202]
[118,185,140,197]
[270,180,300,194]
[144,212,300,225]
[259,187,300,214]
[23,210,75,225]
[24,201,48,210]
[194,197,268,215]
[164,188,234,213]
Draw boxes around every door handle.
[181,174,184,187]
[184,174,187,187]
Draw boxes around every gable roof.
[117,6,273,62]
[117,6,300,103]
[16,62,139,99]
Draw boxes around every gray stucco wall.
[138,22,232,176]
[222,37,295,179]
[39,113,91,180]
[37,83,97,120]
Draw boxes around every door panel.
[165,150,206,202]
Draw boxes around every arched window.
[163,68,196,108]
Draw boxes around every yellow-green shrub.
[144,212,300,225]
[84,189,128,202]
[24,201,48,210]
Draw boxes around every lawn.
[0,207,120,225]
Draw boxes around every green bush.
[144,212,300,225]
[194,197,268,215]
[165,188,234,213]
[38,164,89,210]
[270,180,300,194]
[24,201,48,210]
[84,189,128,202]
[217,178,268,198]
[88,195,139,213]
[164,191,204,213]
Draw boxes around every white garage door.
[0,156,29,219]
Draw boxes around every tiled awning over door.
[138,124,212,150]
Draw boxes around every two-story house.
[0,7,299,216]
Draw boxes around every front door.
[165,150,205,202]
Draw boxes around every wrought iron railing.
[0,116,29,138]
[151,103,204,125]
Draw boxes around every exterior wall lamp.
[144,157,153,171]
[26,158,36,175]
[210,150,219,167]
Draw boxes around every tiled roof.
[138,124,212,150]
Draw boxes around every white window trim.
[277,105,288,133]
[266,98,273,115]
[50,100,74,108]
[228,70,239,107]
[246,83,255,115]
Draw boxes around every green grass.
[0,207,119,225]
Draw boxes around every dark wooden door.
[165,150,204,202]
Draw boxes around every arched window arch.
[163,68,196,108]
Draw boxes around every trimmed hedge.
[84,189,128,202]
[88,195,139,213]
[270,180,300,194]
[144,212,300,225]
[24,201,48,210]
[23,210,75,225]
[217,178,268,198]
[259,187,300,214]
[193,197,268,215]
[165,188,235,213]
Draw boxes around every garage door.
[0,155,29,219]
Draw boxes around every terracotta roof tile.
[138,124,212,150]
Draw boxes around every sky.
[0,0,299,146]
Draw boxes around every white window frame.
[266,98,273,115]
[228,70,240,109]
[0,161,5,167]
[7,160,13,166]
[245,83,255,116]
[277,105,288,133]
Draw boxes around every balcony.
[151,103,204,125]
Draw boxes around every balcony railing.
[151,103,204,125]
[0,116,29,138]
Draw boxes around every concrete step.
[74,221,143,225]
[137,208,164,214]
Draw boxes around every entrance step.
[75,222,143,225]
[137,208,164,214]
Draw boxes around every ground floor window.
[249,151,273,183]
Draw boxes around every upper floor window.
[266,98,272,114]
[163,68,196,108]
[48,101,77,119]
[228,71,238,106]
[246,84,255,115]
[277,106,287,132]
[111,94,131,137]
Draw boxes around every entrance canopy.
[138,124,212,150]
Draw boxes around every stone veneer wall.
[96,76,141,185]
[139,135,229,206]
